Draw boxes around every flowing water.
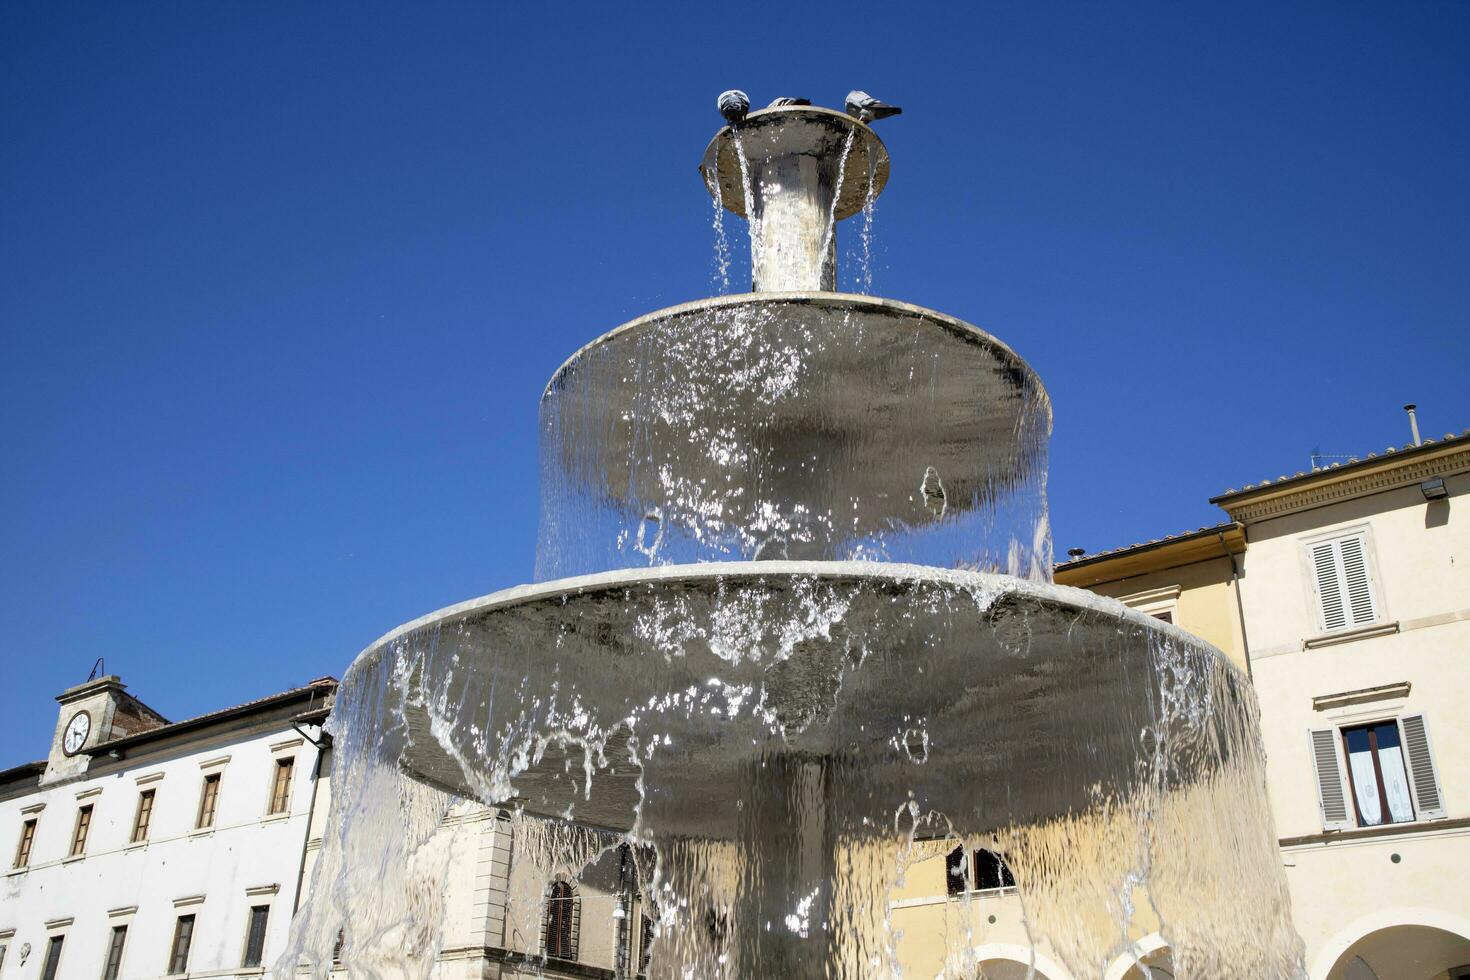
[283,568,1303,978]
[283,106,1306,980]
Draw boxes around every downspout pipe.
[291,723,329,915]
[1220,528,1254,682]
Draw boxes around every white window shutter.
[1310,728,1353,830]
[1310,541,1348,631]
[1337,536,1377,626]
[1398,714,1446,820]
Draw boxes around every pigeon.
[845,90,902,123]
[717,89,750,125]
[767,97,812,108]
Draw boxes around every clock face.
[63,711,91,756]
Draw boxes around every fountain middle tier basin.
[537,294,1053,577]
[350,561,1248,841]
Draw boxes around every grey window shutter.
[1337,536,1377,626]
[1398,714,1445,820]
[1310,541,1348,631]
[1310,728,1353,830]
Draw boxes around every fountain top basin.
[701,106,890,220]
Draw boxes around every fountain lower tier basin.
[538,295,1052,575]
[351,561,1247,841]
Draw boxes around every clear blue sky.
[3,2,1467,759]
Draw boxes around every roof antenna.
[1404,404,1422,447]
[87,657,105,682]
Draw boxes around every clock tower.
[41,675,169,785]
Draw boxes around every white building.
[0,675,334,980]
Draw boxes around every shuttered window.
[544,881,579,961]
[1308,534,1377,632]
[1309,728,1353,830]
[1310,714,1445,831]
[1399,714,1446,819]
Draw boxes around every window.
[168,914,195,975]
[1151,610,1173,624]
[268,758,295,814]
[638,915,655,975]
[132,789,156,843]
[1310,714,1445,831]
[197,773,221,829]
[544,881,579,960]
[70,805,93,858]
[41,935,65,980]
[332,928,345,965]
[102,924,128,980]
[946,846,1017,895]
[242,905,270,967]
[13,818,37,868]
[1307,533,1377,632]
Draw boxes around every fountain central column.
[701,107,890,292]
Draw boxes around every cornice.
[1221,447,1470,523]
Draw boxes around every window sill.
[188,826,216,838]
[124,840,148,851]
[1303,620,1399,650]
[948,886,1018,899]
[62,854,85,864]
[5,866,27,877]
[1280,814,1466,848]
[259,811,291,824]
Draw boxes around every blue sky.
[2,2,1467,758]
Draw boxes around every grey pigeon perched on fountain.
[767,97,812,107]
[845,90,902,123]
[718,89,750,124]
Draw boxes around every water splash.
[283,571,1305,978]
[706,169,732,295]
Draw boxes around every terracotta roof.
[1055,522,1239,569]
[1211,429,1470,503]
[0,760,46,786]
[85,677,338,756]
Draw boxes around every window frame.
[1340,722,1415,827]
[945,845,1018,897]
[267,757,295,816]
[241,903,271,968]
[132,788,156,844]
[40,933,66,980]
[13,817,38,869]
[69,804,93,858]
[168,914,195,975]
[196,773,222,830]
[102,923,128,980]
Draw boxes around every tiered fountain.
[289,104,1306,978]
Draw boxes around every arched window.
[544,881,579,961]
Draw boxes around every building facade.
[3,432,1466,980]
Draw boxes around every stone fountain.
[288,104,1305,978]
